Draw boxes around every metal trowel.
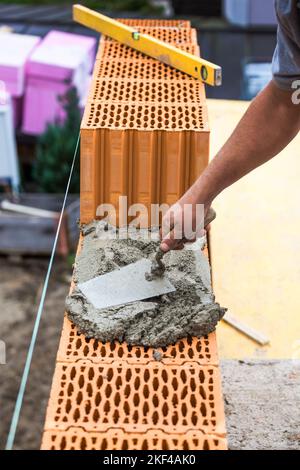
[78,257,175,309]
[78,208,216,310]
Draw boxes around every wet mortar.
[65,221,226,347]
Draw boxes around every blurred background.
[0,0,280,450]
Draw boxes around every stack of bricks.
[41,19,227,451]
[80,18,209,224]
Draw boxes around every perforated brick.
[56,317,219,365]
[82,102,208,131]
[117,19,191,28]
[80,128,209,223]
[44,362,225,435]
[42,18,227,450]
[104,27,197,45]
[93,58,197,81]
[88,79,205,105]
[42,429,227,451]
[97,40,200,60]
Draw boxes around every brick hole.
[104,400,110,414]
[95,391,101,406]
[200,402,207,417]
[172,377,178,390]
[152,411,159,425]
[190,377,196,391]
[122,440,128,450]
[73,408,80,422]
[172,412,179,425]
[172,393,178,407]
[85,401,91,414]
[117,347,124,358]
[77,391,83,405]
[67,382,73,396]
[78,374,84,388]
[133,392,140,407]
[105,383,113,398]
[183,440,189,450]
[143,384,149,399]
[87,382,93,396]
[152,393,159,407]
[60,436,67,450]
[162,402,169,417]
[114,391,121,407]
[181,386,188,400]
[65,399,72,413]
[153,376,159,391]
[190,393,197,408]
[143,401,149,416]
[70,367,76,379]
[123,401,130,415]
[101,438,108,450]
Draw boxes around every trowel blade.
[78,258,176,310]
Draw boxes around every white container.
[223,0,277,26]
[0,84,20,189]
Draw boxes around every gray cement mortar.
[65,221,226,347]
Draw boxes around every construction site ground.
[1,257,299,450]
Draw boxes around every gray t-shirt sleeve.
[272,0,300,90]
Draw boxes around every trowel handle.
[204,207,216,227]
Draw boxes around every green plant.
[33,87,81,193]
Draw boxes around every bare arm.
[161,80,300,251]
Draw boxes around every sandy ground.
[221,359,300,450]
[0,256,71,450]
[1,259,300,450]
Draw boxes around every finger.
[174,243,185,251]
[160,230,182,252]
[161,211,174,239]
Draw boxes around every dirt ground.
[0,256,71,450]
[1,258,300,450]
[221,359,300,450]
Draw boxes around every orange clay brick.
[41,429,227,451]
[42,361,226,435]
[117,19,191,28]
[56,317,219,366]
[97,40,200,60]
[103,27,197,45]
[93,58,198,81]
[88,79,205,104]
[79,128,209,223]
[42,19,226,450]
[82,102,208,130]
[42,239,227,449]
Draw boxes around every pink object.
[22,31,96,135]
[0,33,40,127]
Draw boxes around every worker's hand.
[160,197,212,253]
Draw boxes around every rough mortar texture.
[66,221,226,347]
[221,359,300,450]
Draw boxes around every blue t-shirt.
[272,0,300,89]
